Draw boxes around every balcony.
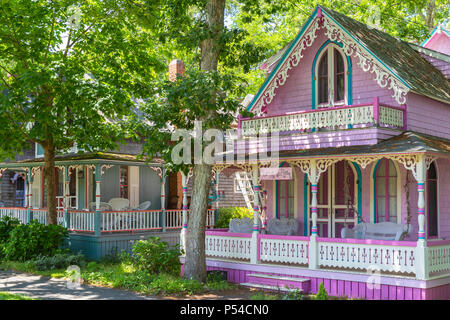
[238,99,406,138]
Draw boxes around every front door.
[310,160,358,238]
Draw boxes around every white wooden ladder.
[235,172,264,214]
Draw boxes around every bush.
[314,282,329,300]
[0,216,20,258]
[33,252,86,271]
[214,207,253,228]
[4,220,68,261]
[131,237,182,276]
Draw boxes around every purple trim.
[428,239,450,246]
[257,233,261,261]
[205,230,252,238]
[316,237,417,247]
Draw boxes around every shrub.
[33,252,86,271]
[214,207,253,228]
[0,216,20,258]
[4,220,68,261]
[131,237,182,276]
[314,282,329,300]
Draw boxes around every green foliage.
[314,282,329,300]
[32,252,86,271]
[3,220,68,261]
[131,237,182,276]
[281,286,304,300]
[0,216,20,258]
[215,207,253,228]
[250,291,279,300]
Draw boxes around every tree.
[0,0,164,224]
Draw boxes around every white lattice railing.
[69,210,95,232]
[0,207,28,224]
[427,242,450,278]
[30,209,64,226]
[101,210,162,232]
[317,238,417,274]
[259,234,309,265]
[205,231,252,260]
[239,102,406,137]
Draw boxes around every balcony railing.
[238,98,406,137]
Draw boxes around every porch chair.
[341,222,413,241]
[229,217,261,234]
[108,198,130,211]
[88,202,112,211]
[134,201,151,211]
[266,218,299,236]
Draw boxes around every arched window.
[427,162,438,238]
[316,43,348,107]
[375,159,398,223]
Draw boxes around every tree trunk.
[43,142,58,225]
[183,0,225,282]
[183,164,212,281]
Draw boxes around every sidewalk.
[0,270,155,300]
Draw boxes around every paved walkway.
[0,270,155,300]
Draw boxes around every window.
[277,164,294,219]
[316,43,348,107]
[427,162,438,237]
[119,166,129,199]
[375,159,398,223]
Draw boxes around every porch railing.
[0,207,216,234]
[204,230,450,280]
[316,237,417,275]
[238,98,406,137]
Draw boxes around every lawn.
[0,291,36,300]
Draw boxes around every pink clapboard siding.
[264,28,400,117]
[423,31,450,56]
[185,259,450,300]
[236,127,402,155]
[420,53,450,79]
[406,93,450,140]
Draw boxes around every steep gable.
[248,6,450,116]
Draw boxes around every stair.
[241,273,311,294]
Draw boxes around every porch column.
[94,164,101,236]
[307,159,320,269]
[160,167,166,232]
[26,168,33,223]
[251,164,260,264]
[63,166,70,229]
[180,172,188,252]
[214,170,220,228]
[415,155,429,280]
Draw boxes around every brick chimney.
[167,59,186,209]
[168,59,185,82]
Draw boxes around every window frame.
[314,42,349,108]
[426,161,439,239]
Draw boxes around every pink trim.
[373,97,380,125]
[205,230,252,238]
[260,234,310,241]
[428,240,450,246]
[316,237,417,247]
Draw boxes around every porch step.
[244,273,311,293]
[240,282,302,293]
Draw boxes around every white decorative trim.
[322,15,409,105]
[249,13,410,115]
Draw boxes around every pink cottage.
[181,6,450,300]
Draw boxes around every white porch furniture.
[266,218,299,236]
[134,201,151,211]
[229,217,261,233]
[88,202,112,211]
[108,198,130,211]
[341,222,413,241]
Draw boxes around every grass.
[0,291,36,300]
[0,259,237,297]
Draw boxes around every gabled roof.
[249,5,450,113]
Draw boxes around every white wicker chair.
[108,198,130,211]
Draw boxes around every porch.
[199,132,450,299]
